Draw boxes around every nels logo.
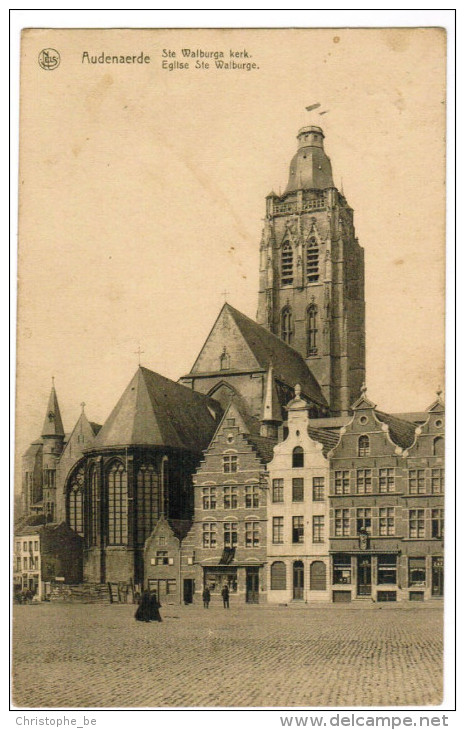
[38,48,60,71]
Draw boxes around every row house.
[328,388,445,603]
[185,400,276,604]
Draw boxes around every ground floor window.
[332,554,351,584]
[204,568,237,593]
[377,555,397,584]
[310,561,326,590]
[408,557,426,586]
[377,591,396,602]
[270,561,286,590]
[432,556,444,597]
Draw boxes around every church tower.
[256,123,365,415]
[41,379,65,522]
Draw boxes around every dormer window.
[358,435,370,457]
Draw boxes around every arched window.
[358,435,370,457]
[68,466,84,537]
[433,436,444,457]
[270,561,286,590]
[307,237,319,282]
[107,461,128,545]
[292,446,304,468]
[281,306,293,345]
[310,561,327,590]
[307,304,318,356]
[281,242,293,285]
[90,465,99,546]
[137,463,159,545]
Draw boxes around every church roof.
[41,384,65,437]
[200,304,327,407]
[91,366,223,453]
[246,434,277,463]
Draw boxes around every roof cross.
[221,290,229,302]
[134,345,144,366]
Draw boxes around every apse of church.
[256,125,366,415]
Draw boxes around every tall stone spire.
[41,379,65,437]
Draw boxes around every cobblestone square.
[12,601,443,708]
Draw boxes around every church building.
[18,118,444,603]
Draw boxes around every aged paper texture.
[14,27,446,709]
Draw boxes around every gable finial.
[80,402,86,413]
[361,382,367,396]
[51,375,55,387]
[436,386,443,399]
[295,383,301,398]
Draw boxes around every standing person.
[202,586,211,609]
[135,589,151,622]
[221,584,230,609]
[149,590,162,622]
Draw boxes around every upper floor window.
[224,486,238,509]
[281,306,293,345]
[223,455,237,473]
[379,468,395,493]
[156,550,169,565]
[433,436,444,457]
[306,238,319,283]
[245,485,260,508]
[312,515,324,543]
[312,477,324,501]
[292,478,304,502]
[409,509,425,539]
[272,479,284,503]
[306,304,318,356]
[335,508,350,537]
[408,469,426,495]
[224,522,238,548]
[292,446,304,468]
[432,468,445,494]
[358,435,370,457]
[334,470,350,495]
[379,507,395,536]
[272,516,284,544]
[357,508,372,534]
[281,242,293,285]
[356,469,372,494]
[245,521,260,548]
[431,509,444,539]
[292,516,304,544]
[202,487,216,510]
[203,522,217,548]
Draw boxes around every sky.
[15,27,445,487]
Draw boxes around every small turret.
[284,125,334,194]
[260,365,282,438]
[41,378,65,522]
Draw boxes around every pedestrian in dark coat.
[134,589,152,622]
[221,584,230,608]
[149,591,162,622]
[202,587,211,608]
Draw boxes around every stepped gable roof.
[91,366,223,452]
[374,411,417,450]
[41,383,65,437]
[307,425,340,456]
[223,304,327,407]
[214,399,276,464]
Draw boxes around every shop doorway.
[246,567,259,603]
[432,557,444,597]
[183,579,194,604]
[357,556,371,596]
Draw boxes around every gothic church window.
[90,465,99,546]
[137,463,159,546]
[307,304,318,356]
[107,461,128,546]
[281,306,293,345]
[307,237,319,282]
[68,467,84,537]
[281,242,293,285]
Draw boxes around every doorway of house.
[245,567,259,603]
[432,557,444,597]
[293,560,304,600]
[183,579,194,604]
[357,556,372,596]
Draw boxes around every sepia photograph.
[12,21,449,710]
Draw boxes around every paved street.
[12,601,443,708]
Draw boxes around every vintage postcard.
[13,26,447,709]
